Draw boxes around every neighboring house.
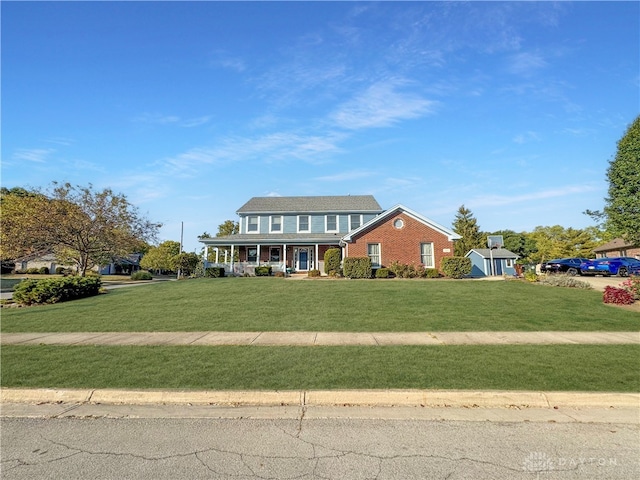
[14,251,142,275]
[466,248,519,277]
[14,252,64,273]
[99,254,143,275]
[592,238,640,259]
[199,195,461,275]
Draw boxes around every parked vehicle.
[540,258,590,276]
[579,257,640,277]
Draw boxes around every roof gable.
[341,204,461,242]
[466,248,519,259]
[237,195,382,214]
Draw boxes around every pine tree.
[452,205,484,256]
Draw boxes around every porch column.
[230,245,235,273]
[315,244,319,271]
[257,245,261,264]
[204,245,209,268]
[283,244,287,272]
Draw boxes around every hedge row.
[13,276,102,305]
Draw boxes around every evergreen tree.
[452,205,484,256]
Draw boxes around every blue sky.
[2,1,638,253]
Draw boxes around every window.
[298,215,310,232]
[350,214,361,231]
[368,243,381,267]
[269,247,281,262]
[420,243,434,268]
[247,215,259,233]
[270,215,282,233]
[393,218,404,229]
[326,214,338,232]
[505,259,514,268]
[248,248,257,262]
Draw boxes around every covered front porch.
[201,235,341,276]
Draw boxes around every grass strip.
[2,345,638,392]
[2,278,639,332]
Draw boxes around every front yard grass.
[1,277,638,332]
[2,344,637,392]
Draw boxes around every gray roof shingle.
[237,195,382,214]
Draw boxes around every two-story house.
[199,195,460,275]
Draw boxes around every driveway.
[578,275,630,291]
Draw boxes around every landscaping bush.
[255,266,272,276]
[274,271,285,278]
[13,276,102,305]
[539,274,592,290]
[425,268,440,278]
[343,257,372,279]
[324,248,341,275]
[205,267,225,278]
[308,269,321,277]
[375,268,390,278]
[619,276,640,299]
[440,257,472,279]
[131,271,153,281]
[38,267,50,275]
[524,271,539,282]
[603,286,635,305]
[55,266,66,275]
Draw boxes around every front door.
[298,249,308,270]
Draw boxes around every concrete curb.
[2,388,638,409]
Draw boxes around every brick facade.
[344,212,456,269]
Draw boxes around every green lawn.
[2,344,637,392]
[1,277,638,332]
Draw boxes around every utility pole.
[177,221,184,279]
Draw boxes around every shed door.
[494,260,503,275]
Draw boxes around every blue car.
[580,257,640,277]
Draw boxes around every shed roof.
[237,195,382,214]
[466,248,519,259]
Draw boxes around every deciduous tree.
[0,183,160,276]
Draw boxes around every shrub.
[324,248,341,275]
[440,257,472,279]
[375,268,390,278]
[25,268,40,274]
[425,268,441,278]
[13,276,102,305]
[343,257,372,279]
[603,286,635,305]
[38,267,50,275]
[274,271,285,278]
[131,271,153,281]
[308,269,321,277]
[524,271,539,282]
[55,266,66,275]
[539,274,592,290]
[619,276,640,299]
[205,267,225,278]
[255,266,272,276]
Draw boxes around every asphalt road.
[2,414,638,480]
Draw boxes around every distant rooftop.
[237,195,383,214]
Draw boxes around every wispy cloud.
[468,185,599,208]
[330,80,436,130]
[132,113,211,128]
[513,131,540,144]
[160,130,346,177]
[12,148,55,163]
[507,51,548,76]
[209,50,247,72]
[315,169,375,182]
